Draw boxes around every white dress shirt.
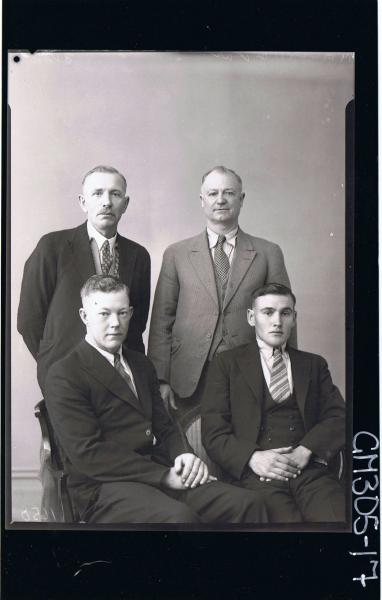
[206,226,238,265]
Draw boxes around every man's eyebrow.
[206,187,235,192]
[260,306,292,311]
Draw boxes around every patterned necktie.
[114,354,137,398]
[101,240,113,275]
[214,235,230,281]
[269,348,290,403]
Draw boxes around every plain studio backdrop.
[9,52,353,505]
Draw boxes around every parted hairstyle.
[82,165,127,194]
[251,283,296,308]
[201,166,243,189]
[80,275,130,302]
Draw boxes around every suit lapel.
[236,343,264,407]
[188,231,219,306]
[223,230,257,309]
[78,341,144,414]
[68,222,97,282]
[117,235,137,287]
[123,349,153,417]
[288,347,311,417]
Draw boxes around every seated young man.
[201,283,346,523]
[45,275,267,524]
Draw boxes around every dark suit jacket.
[17,222,150,389]
[148,229,295,398]
[201,342,345,481]
[45,341,190,516]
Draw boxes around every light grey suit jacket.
[148,229,294,398]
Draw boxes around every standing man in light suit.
[148,166,295,427]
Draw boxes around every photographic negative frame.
[2,1,379,598]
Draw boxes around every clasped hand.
[249,445,312,482]
[164,453,217,490]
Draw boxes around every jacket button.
[145,429,151,436]
[289,426,295,431]
[206,334,212,340]
[267,437,272,442]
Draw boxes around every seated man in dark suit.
[45,275,268,524]
[202,283,346,523]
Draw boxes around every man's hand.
[175,453,211,489]
[163,466,188,490]
[285,445,312,470]
[163,454,216,490]
[159,383,177,410]
[248,447,301,482]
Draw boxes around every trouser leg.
[184,480,268,524]
[291,465,346,522]
[239,474,303,523]
[85,482,201,524]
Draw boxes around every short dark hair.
[251,283,296,308]
[82,165,127,193]
[201,166,243,189]
[80,275,130,302]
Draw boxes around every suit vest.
[208,259,231,359]
[257,377,306,450]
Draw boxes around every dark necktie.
[101,240,113,275]
[114,353,137,397]
[214,235,230,281]
[269,348,290,403]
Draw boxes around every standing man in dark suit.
[18,165,150,392]
[148,166,295,427]
[45,275,267,524]
[17,165,150,519]
[202,283,346,523]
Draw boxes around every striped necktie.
[269,348,290,403]
[114,354,137,398]
[101,240,113,275]
[214,235,230,281]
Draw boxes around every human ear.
[247,308,255,327]
[78,194,87,214]
[79,307,87,325]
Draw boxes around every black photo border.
[2,1,379,598]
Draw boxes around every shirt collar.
[87,220,117,253]
[206,226,238,250]
[256,336,287,359]
[85,335,122,365]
